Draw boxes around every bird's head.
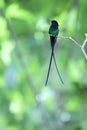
[51,20,59,27]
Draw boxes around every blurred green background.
[0,0,87,130]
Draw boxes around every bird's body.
[49,20,59,36]
[49,20,59,49]
[45,20,63,86]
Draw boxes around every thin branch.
[82,36,87,48]
[59,36,81,48]
[58,34,87,60]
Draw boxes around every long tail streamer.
[45,50,64,86]
[45,50,53,86]
[52,52,64,84]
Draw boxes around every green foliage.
[0,0,87,130]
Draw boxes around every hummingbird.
[45,20,64,86]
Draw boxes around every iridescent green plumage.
[45,20,63,86]
[49,20,59,36]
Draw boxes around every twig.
[58,34,87,60]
